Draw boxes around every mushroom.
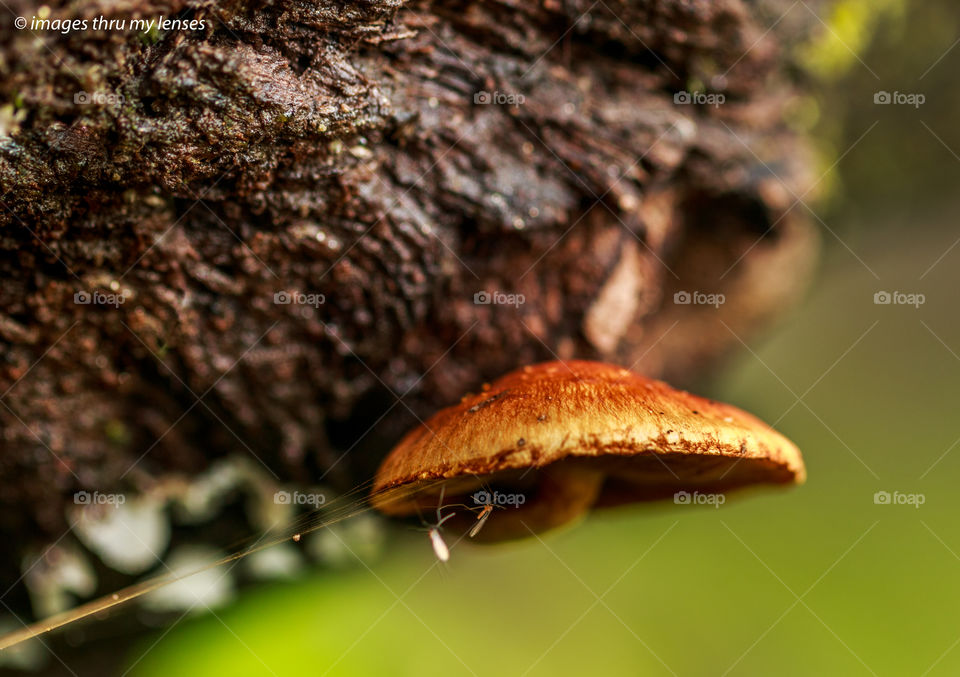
[371,360,803,542]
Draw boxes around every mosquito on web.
[416,484,457,562]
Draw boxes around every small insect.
[422,485,456,562]
[467,486,505,538]
[469,504,494,538]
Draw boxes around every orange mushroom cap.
[372,360,804,541]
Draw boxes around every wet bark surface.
[0,0,819,646]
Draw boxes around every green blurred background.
[127,2,960,674]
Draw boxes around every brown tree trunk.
[0,0,818,656]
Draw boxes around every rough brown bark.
[0,0,818,637]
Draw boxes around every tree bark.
[0,0,819,641]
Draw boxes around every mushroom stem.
[469,462,605,542]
